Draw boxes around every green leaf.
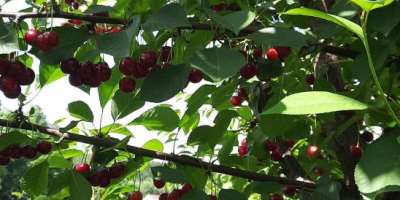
[84,5,117,13]
[206,9,256,35]
[282,8,364,39]
[129,106,179,132]
[142,3,191,32]
[311,181,342,200]
[0,21,19,54]
[190,48,246,82]
[256,59,284,79]
[101,123,133,136]
[112,89,144,120]
[69,170,92,200]
[181,188,209,200]
[247,27,307,47]
[349,0,394,12]
[140,64,190,103]
[151,166,187,184]
[48,171,70,196]
[98,16,140,58]
[20,161,49,198]
[219,189,247,200]
[48,154,72,168]
[0,131,29,151]
[262,91,368,115]
[142,139,164,152]
[29,27,92,65]
[149,0,167,11]
[260,115,296,138]
[67,101,94,122]
[59,120,81,133]
[369,3,400,36]
[187,125,215,147]
[253,182,283,194]
[39,64,66,87]
[355,130,400,194]
[101,136,131,152]
[98,67,123,108]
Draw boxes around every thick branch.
[0,119,318,190]
[0,11,360,59]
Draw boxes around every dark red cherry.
[0,59,10,75]
[8,60,27,78]
[0,156,10,166]
[36,31,59,52]
[264,140,277,151]
[119,77,136,93]
[158,46,174,62]
[362,131,373,142]
[80,61,95,78]
[95,62,112,82]
[270,149,282,161]
[140,51,157,68]
[24,29,41,45]
[159,193,168,200]
[188,69,203,83]
[149,65,161,73]
[0,76,17,93]
[22,145,37,159]
[61,58,80,75]
[98,173,111,188]
[133,63,149,79]
[253,47,262,59]
[36,140,52,154]
[74,163,91,172]
[4,84,21,99]
[17,68,35,85]
[239,63,257,80]
[69,73,84,87]
[108,163,124,179]
[119,57,138,76]
[87,173,101,187]
[9,146,23,159]
[273,46,291,58]
[153,179,165,188]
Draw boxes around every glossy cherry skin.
[237,88,247,98]
[108,163,124,179]
[9,146,23,159]
[74,163,91,172]
[24,29,41,45]
[87,173,101,187]
[270,149,282,162]
[61,58,80,75]
[8,60,27,78]
[270,194,283,200]
[266,48,278,61]
[308,145,323,159]
[149,65,161,73]
[350,145,363,158]
[181,183,193,195]
[238,146,247,157]
[119,77,136,93]
[274,46,291,58]
[241,140,247,149]
[231,96,242,106]
[36,31,59,52]
[239,63,257,80]
[132,63,149,79]
[153,179,165,189]
[80,61,95,78]
[22,145,38,159]
[17,68,35,85]
[95,62,112,82]
[69,73,84,87]
[188,69,203,83]
[167,189,181,200]
[140,51,157,68]
[98,173,111,188]
[264,140,277,152]
[158,46,174,62]
[119,57,138,76]
[4,84,21,99]
[253,47,263,59]
[306,74,315,85]
[128,191,143,200]
[36,140,52,154]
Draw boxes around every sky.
[0,0,217,153]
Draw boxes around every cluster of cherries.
[0,133,53,166]
[0,59,36,99]
[74,162,124,188]
[60,58,112,87]
[25,29,59,52]
[64,0,83,10]
[212,3,239,12]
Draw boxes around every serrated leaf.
[206,9,256,35]
[142,3,191,32]
[20,161,49,198]
[0,131,29,151]
[69,170,92,200]
[98,67,123,108]
[311,181,342,200]
[151,166,187,184]
[67,101,94,122]
[282,8,364,39]
[112,89,144,121]
[181,188,209,200]
[129,106,179,132]
[190,48,246,82]
[140,64,190,103]
[101,123,133,136]
[247,27,307,47]
[262,91,368,115]
[219,189,247,200]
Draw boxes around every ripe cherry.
[119,77,136,93]
[61,58,80,75]
[274,46,291,58]
[4,84,21,99]
[0,76,17,93]
[128,191,143,200]
[270,194,283,200]
[80,61,95,78]
[108,163,124,179]
[74,163,91,172]
[167,189,181,200]
[188,69,203,83]
[208,195,218,200]
[36,140,52,154]
[270,149,282,162]
[119,57,138,76]
[237,88,247,98]
[72,2,79,10]
[85,77,101,88]
[181,183,193,195]
[282,187,298,197]
[132,63,149,79]
[0,156,10,166]
[158,46,174,62]
[212,3,228,12]
[308,145,323,159]
[239,63,257,80]
[36,31,59,52]
[17,68,35,85]
[231,96,242,106]
[149,65,161,73]
[153,179,165,189]
[0,148,10,158]
[8,60,27,78]
[69,73,84,87]
[0,59,10,75]
[264,140,277,151]
[159,193,168,200]
[98,173,111,188]
[253,47,262,59]
[64,0,73,5]
[95,62,111,82]
[61,23,73,27]
[22,145,37,159]
[68,19,82,26]
[24,29,40,45]
[226,3,238,11]
[362,131,373,142]
[109,27,123,33]
[306,74,315,85]
[266,48,279,61]
[9,146,22,159]
[285,139,295,148]
[87,173,101,187]
[241,140,247,149]
[238,146,247,157]
[140,51,157,68]
[314,167,324,176]
[350,145,363,158]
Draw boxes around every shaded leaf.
[20,161,49,198]
[67,101,94,122]
[142,3,191,32]
[206,9,256,35]
[247,27,307,47]
[151,166,187,184]
[69,170,92,200]
[112,89,144,121]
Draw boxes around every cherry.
[95,62,112,82]
[237,88,247,98]
[4,84,21,99]
[212,3,228,12]
[61,23,73,27]
[17,68,35,85]
[314,167,324,176]
[167,189,181,200]
[61,58,80,75]
[80,61,95,78]
[64,0,73,5]
[93,12,109,18]
[87,173,101,187]
[188,69,203,83]
[108,163,124,179]
[241,140,247,149]
[208,195,218,200]
[74,163,91,172]
[0,59,10,75]
[22,145,37,159]
[0,156,10,166]
[9,60,27,78]
[68,19,82,26]
[24,29,41,45]
[181,183,193,195]
[140,51,157,68]
[238,146,247,157]
[285,139,295,148]
[226,3,238,11]
[9,146,23,159]
[274,46,291,58]
[0,76,17,93]
[119,77,136,93]
[128,191,143,200]
[133,63,149,79]
[159,193,168,200]
[153,179,165,189]
[306,74,315,85]
[253,47,263,59]
[231,96,242,106]
[109,27,123,33]
[362,131,373,142]
[85,77,101,87]
[69,73,84,87]
[119,57,138,76]
[350,145,363,158]
[149,65,161,73]
[282,187,298,197]
[264,140,277,151]
[270,149,282,161]
[72,2,80,10]
[0,147,10,158]
[36,140,52,154]
[308,145,323,159]
[98,173,111,188]
[270,194,283,200]
[239,63,257,80]
[266,48,279,61]
[36,31,59,52]
[158,46,174,62]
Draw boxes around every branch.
[0,11,360,59]
[0,119,318,190]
